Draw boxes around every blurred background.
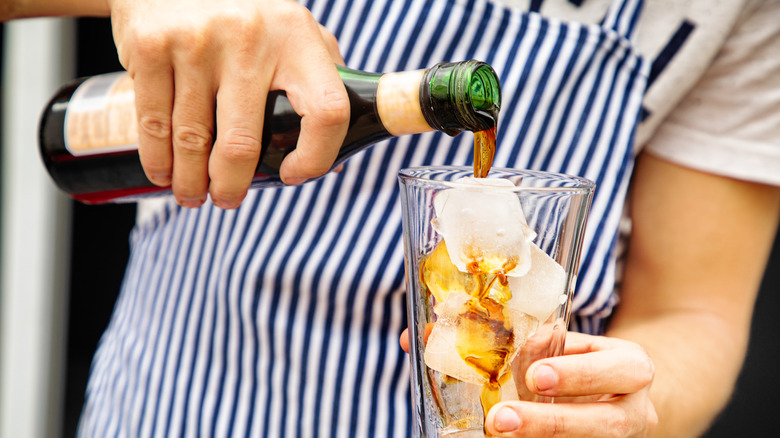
[1,17,778,438]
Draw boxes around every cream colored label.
[376,69,433,136]
[64,72,139,156]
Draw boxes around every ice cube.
[428,370,483,430]
[423,291,539,386]
[424,292,486,385]
[501,304,539,367]
[431,177,534,277]
[507,243,567,323]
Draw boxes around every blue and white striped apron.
[78,0,647,436]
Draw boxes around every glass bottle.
[39,60,501,204]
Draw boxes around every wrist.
[0,0,20,20]
[3,0,110,20]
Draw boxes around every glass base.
[440,426,487,437]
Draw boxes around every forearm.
[608,308,749,437]
[0,0,109,21]
[608,152,780,437]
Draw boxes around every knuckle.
[292,152,333,178]
[139,113,172,140]
[319,26,341,53]
[210,11,260,52]
[312,89,351,127]
[127,30,170,61]
[219,128,262,162]
[548,411,567,437]
[176,32,210,64]
[276,2,317,29]
[574,359,598,392]
[115,43,132,71]
[173,125,213,157]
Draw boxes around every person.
[3,0,780,436]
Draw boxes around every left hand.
[398,329,658,437]
[485,332,658,437]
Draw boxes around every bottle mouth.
[422,60,502,136]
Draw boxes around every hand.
[107,0,349,208]
[485,332,658,437]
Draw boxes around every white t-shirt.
[497,0,780,186]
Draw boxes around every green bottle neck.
[420,60,502,136]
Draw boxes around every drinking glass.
[398,166,594,437]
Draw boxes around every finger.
[209,70,266,209]
[276,18,350,185]
[399,329,409,353]
[561,331,613,355]
[486,400,644,438]
[170,66,216,208]
[423,323,433,345]
[279,68,349,185]
[399,324,434,353]
[134,67,174,187]
[526,344,654,397]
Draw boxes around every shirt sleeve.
[644,0,780,186]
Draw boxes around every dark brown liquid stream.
[473,125,504,433]
[473,126,497,178]
[420,124,504,434]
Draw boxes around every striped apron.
[78,0,647,436]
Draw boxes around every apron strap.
[602,0,643,40]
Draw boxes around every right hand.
[107,0,350,208]
[485,332,657,437]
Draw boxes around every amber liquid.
[423,118,520,434]
[456,276,514,425]
[473,125,504,431]
[473,126,497,178]
[420,241,517,434]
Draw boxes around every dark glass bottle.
[39,60,501,204]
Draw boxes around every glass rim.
[398,165,596,193]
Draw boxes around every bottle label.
[64,72,139,156]
[377,70,433,136]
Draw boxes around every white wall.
[0,18,74,438]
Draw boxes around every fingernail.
[178,197,206,209]
[149,173,171,186]
[284,177,308,186]
[213,200,241,210]
[534,364,557,392]
[494,406,520,433]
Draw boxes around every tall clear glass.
[398,166,595,438]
